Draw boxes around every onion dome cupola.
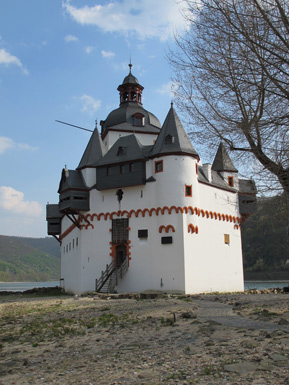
[117,63,144,105]
[100,64,161,142]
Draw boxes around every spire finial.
[171,101,174,108]
[95,119,98,127]
[129,57,132,74]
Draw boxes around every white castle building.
[47,66,256,295]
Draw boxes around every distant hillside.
[0,235,60,282]
[242,194,289,273]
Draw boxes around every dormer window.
[133,113,145,127]
[117,146,126,155]
[165,134,175,144]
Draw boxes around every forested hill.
[0,235,60,282]
[242,194,289,273]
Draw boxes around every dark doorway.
[116,245,127,267]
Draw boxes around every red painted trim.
[185,185,192,197]
[188,224,199,234]
[60,223,76,241]
[228,176,234,187]
[159,225,175,234]
[155,159,163,173]
[78,206,241,230]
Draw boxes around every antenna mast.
[55,120,93,133]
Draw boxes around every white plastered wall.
[103,130,158,150]
[60,153,244,295]
[116,213,185,293]
[183,182,244,293]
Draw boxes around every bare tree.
[170,0,289,196]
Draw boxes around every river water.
[0,281,59,292]
[0,281,288,292]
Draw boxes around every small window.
[107,167,112,176]
[165,134,175,144]
[117,146,126,155]
[129,163,135,172]
[133,113,145,127]
[185,185,192,197]
[228,176,234,187]
[76,237,78,247]
[195,163,198,175]
[73,239,75,248]
[120,165,125,174]
[138,229,148,238]
[161,236,173,244]
[224,234,230,244]
[155,160,163,173]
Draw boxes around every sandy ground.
[0,291,289,385]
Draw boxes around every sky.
[0,0,192,238]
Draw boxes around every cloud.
[0,137,14,154]
[17,143,38,151]
[79,94,101,115]
[0,136,38,154]
[101,50,115,58]
[85,46,94,54]
[0,186,42,216]
[62,0,189,41]
[64,34,79,43]
[0,48,28,75]
[156,81,180,98]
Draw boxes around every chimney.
[203,163,212,182]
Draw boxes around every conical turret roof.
[212,142,238,172]
[77,126,105,169]
[150,104,199,158]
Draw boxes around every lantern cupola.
[117,63,144,105]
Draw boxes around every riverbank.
[0,291,289,385]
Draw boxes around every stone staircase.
[95,257,129,293]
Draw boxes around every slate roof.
[239,178,257,194]
[122,73,140,85]
[198,166,236,192]
[46,204,62,219]
[58,169,88,193]
[101,102,161,138]
[212,142,238,172]
[77,126,105,170]
[150,105,199,158]
[96,134,152,166]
